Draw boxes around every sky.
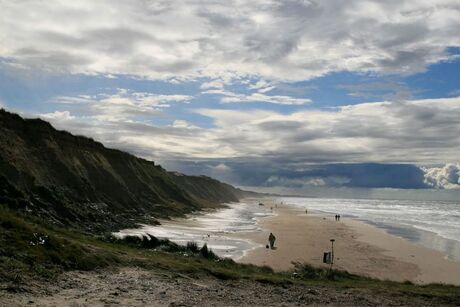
[1,0,460,191]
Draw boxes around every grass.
[0,207,119,283]
[1,205,460,304]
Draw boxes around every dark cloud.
[160,159,428,189]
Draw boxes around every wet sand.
[235,199,460,285]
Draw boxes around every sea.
[115,196,460,262]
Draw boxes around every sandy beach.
[235,198,460,285]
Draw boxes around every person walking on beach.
[268,232,276,249]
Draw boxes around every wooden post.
[329,239,335,272]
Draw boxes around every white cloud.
[203,89,312,105]
[247,79,276,93]
[51,89,192,121]
[171,120,198,129]
[249,80,270,90]
[1,1,459,81]
[266,175,326,187]
[40,110,75,121]
[257,86,276,93]
[131,93,192,106]
[200,80,225,89]
[212,163,231,171]
[423,164,460,189]
[265,175,351,188]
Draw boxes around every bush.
[186,241,199,253]
[200,243,218,260]
[292,263,359,281]
[105,234,170,249]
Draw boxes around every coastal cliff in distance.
[0,109,254,232]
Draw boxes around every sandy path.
[235,200,460,285]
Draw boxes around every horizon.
[1,0,460,193]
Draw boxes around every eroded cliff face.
[0,109,250,232]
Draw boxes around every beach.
[235,199,460,285]
[115,197,460,285]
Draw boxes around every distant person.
[268,232,276,249]
[305,209,308,214]
[335,214,337,221]
[338,214,341,221]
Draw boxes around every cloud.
[1,1,459,81]
[194,96,460,163]
[40,110,75,121]
[448,89,460,97]
[200,80,225,89]
[338,81,414,101]
[32,95,460,189]
[423,164,460,189]
[38,96,460,168]
[261,163,427,189]
[172,120,198,129]
[212,163,231,171]
[202,89,312,105]
[161,160,428,189]
[50,89,192,121]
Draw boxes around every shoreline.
[235,198,460,285]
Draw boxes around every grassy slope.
[1,206,459,304]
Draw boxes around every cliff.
[0,109,253,232]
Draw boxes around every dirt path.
[0,267,452,306]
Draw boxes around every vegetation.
[105,235,218,259]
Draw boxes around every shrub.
[292,262,359,281]
[186,241,199,253]
[200,243,218,260]
[105,234,171,250]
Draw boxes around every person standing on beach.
[268,232,276,249]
